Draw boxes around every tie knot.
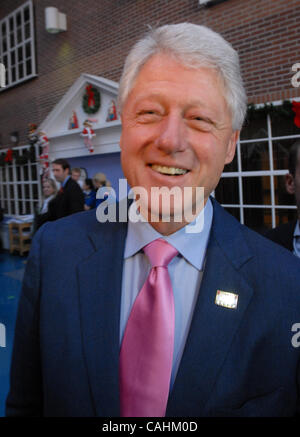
[143,238,178,268]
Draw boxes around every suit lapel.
[77,219,127,417]
[167,200,254,416]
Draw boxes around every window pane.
[18,200,24,214]
[243,176,271,205]
[240,114,268,140]
[25,42,31,58]
[31,164,37,179]
[244,207,271,233]
[276,208,297,226]
[10,201,15,215]
[25,23,30,39]
[24,184,29,198]
[16,12,22,26]
[272,138,295,171]
[18,46,23,62]
[274,175,296,206]
[2,37,7,53]
[241,141,270,171]
[24,165,28,180]
[270,113,299,138]
[18,63,24,79]
[10,31,15,47]
[2,22,6,35]
[17,184,22,198]
[25,201,31,214]
[10,184,14,198]
[11,67,16,82]
[224,207,240,222]
[215,177,239,205]
[10,50,16,65]
[17,27,22,44]
[32,183,38,198]
[9,17,14,32]
[24,7,30,23]
[26,59,32,75]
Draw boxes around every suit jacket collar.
[77,197,254,416]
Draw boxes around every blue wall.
[68,152,126,199]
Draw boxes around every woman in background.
[34,178,57,231]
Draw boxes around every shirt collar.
[124,197,213,271]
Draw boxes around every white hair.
[118,23,247,130]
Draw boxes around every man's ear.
[285,172,295,195]
[225,130,239,164]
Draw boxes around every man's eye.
[136,110,161,122]
[188,117,213,131]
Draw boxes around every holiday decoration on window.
[246,100,299,125]
[80,120,96,153]
[0,146,36,167]
[292,100,300,128]
[68,110,79,129]
[106,99,118,122]
[4,149,13,163]
[82,84,101,114]
[38,131,50,179]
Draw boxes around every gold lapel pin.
[215,290,238,309]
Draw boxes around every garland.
[246,100,299,126]
[0,146,36,167]
[82,84,101,114]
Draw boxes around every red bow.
[292,100,300,128]
[86,85,95,108]
[4,149,13,163]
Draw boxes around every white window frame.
[0,143,42,217]
[0,0,36,91]
[218,104,300,228]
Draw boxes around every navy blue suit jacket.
[6,198,300,416]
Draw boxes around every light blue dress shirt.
[293,220,300,258]
[61,175,70,188]
[120,197,213,388]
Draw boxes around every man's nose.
[155,113,187,154]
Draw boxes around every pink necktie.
[119,238,178,417]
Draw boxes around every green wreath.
[82,85,101,114]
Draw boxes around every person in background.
[34,178,58,231]
[264,140,300,257]
[71,167,84,189]
[83,178,96,210]
[92,172,111,207]
[51,158,84,219]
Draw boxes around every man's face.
[286,149,300,219]
[120,54,239,231]
[72,171,80,181]
[52,164,69,183]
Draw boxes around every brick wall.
[0,0,299,148]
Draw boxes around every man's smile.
[150,164,190,176]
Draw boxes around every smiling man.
[6,23,300,418]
